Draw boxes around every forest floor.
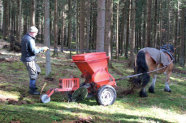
[0,40,186,123]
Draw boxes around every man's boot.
[29,79,40,95]
[29,87,40,95]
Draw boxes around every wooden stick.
[40,82,47,95]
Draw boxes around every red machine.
[41,52,117,106]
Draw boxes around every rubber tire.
[96,85,117,106]
[41,94,51,103]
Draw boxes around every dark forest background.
[0,0,186,68]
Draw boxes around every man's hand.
[42,46,49,52]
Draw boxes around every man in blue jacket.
[21,26,49,95]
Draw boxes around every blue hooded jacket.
[21,33,43,62]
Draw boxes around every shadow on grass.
[26,103,170,123]
[0,103,170,123]
[1,81,185,114]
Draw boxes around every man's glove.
[42,46,49,52]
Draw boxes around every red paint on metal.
[72,52,116,88]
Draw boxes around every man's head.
[29,26,38,38]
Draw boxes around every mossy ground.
[0,46,186,123]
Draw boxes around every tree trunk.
[96,0,105,52]
[120,0,126,56]
[167,0,170,43]
[128,0,136,67]
[153,0,158,47]
[44,0,51,76]
[79,0,85,53]
[104,0,112,58]
[125,0,130,58]
[159,1,163,47]
[145,0,152,47]
[16,0,22,43]
[23,13,28,35]
[68,0,72,58]
[92,1,97,50]
[142,7,146,48]
[31,0,36,26]
[179,2,185,66]
[177,1,181,63]
[0,0,3,30]
[61,8,64,53]
[3,0,10,40]
[116,0,119,59]
[173,9,178,62]
[53,0,58,56]
[85,0,90,53]
[76,0,79,54]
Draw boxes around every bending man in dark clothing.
[21,26,49,95]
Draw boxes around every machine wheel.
[96,85,116,106]
[41,94,51,103]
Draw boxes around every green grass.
[0,51,186,123]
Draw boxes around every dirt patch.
[0,57,19,62]
[10,121,21,123]
[116,77,142,97]
[173,68,186,74]
[0,39,9,49]
[0,94,37,105]
[77,117,93,123]
[116,85,135,97]
[111,59,128,64]
[0,85,6,89]
[45,77,55,82]
[0,94,18,104]
[8,99,34,105]
[0,75,9,83]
